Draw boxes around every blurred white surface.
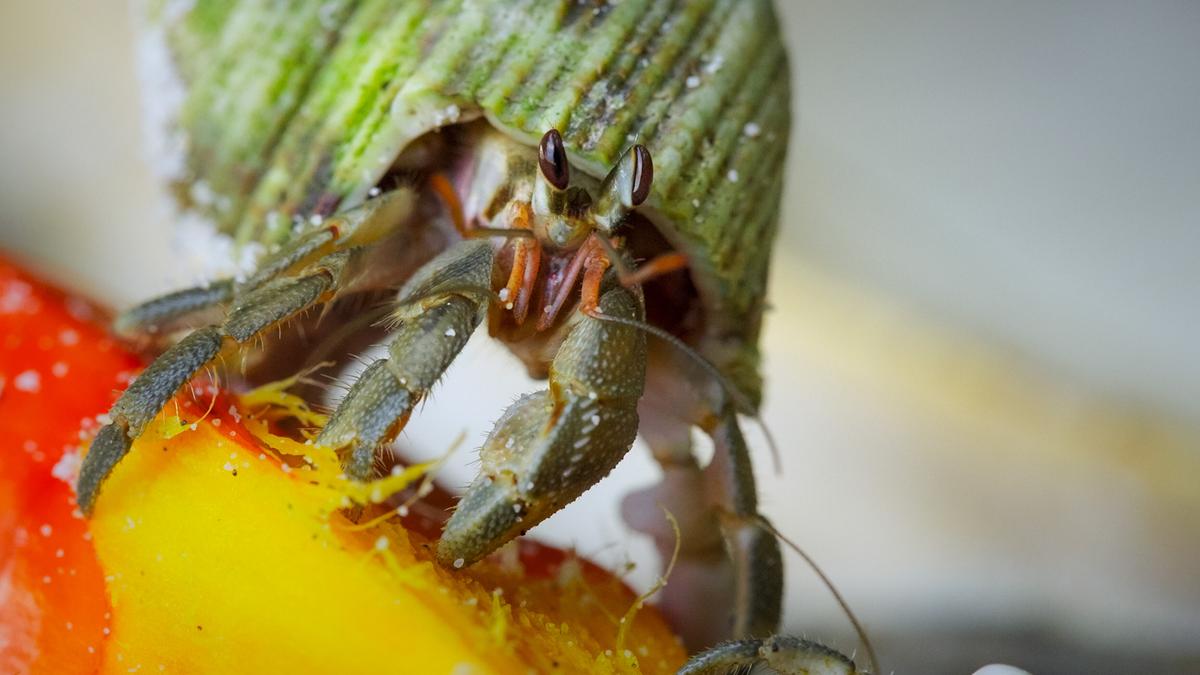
[2,2,1199,673]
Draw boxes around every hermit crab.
[77,1,869,673]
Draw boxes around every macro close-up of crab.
[11,1,1200,674]
[59,1,871,673]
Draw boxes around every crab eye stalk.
[631,144,653,206]
[533,128,574,226]
[538,129,570,190]
[591,142,655,232]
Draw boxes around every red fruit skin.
[0,255,142,674]
[0,255,686,674]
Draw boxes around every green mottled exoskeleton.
[80,1,871,672]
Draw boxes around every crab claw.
[437,286,645,568]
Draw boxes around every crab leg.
[316,240,494,480]
[436,280,646,568]
[624,405,785,649]
[679,636,860,675]
[702,406,785,639]
[112,280,235,339]
[78,246,376,513]
[112,190,415,339]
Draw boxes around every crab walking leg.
[316,241,495,480]
[436,282,646,568]
[77,248,370,513]
[679,636,860,675]
[626,401,783,648]
[664,411,866,674]
[113,280,235,338]
[112,190,416,338]
[703,406,785,639]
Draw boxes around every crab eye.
[631,145,653,206]
[538,129,570,190]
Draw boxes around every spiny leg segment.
[77,191,416,513]
[112,279,234,339]
[111,189,416,340]
[705,405,786,640]
[316,240,494,480]
[677,635,860,675]
[79,248,359,512]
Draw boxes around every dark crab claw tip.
[537,128,570,190]
[631,144,653,206]
[435,475,526,569]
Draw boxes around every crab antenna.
[532,129,571,218]
[592,143,653,232]
[753,516,881,675]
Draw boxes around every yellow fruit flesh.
[87,393,685,674]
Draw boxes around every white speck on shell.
[702,54,725,74]
[317,2,339,29]
[433,104,462,126]
[743,122,761,138]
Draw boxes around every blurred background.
[2,2,1198,673]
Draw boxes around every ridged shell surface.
[144,0,790,404]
